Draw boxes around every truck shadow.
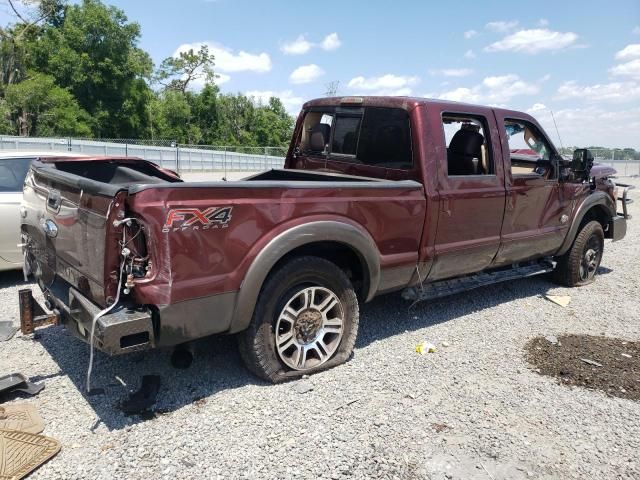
[33,272,572,430]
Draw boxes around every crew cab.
[20,96,632,383]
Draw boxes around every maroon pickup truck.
[20,96,632,383]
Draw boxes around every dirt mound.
[526,334,639,401]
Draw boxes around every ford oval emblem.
[41,219,58,238]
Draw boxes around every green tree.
[2,72,92,136]
[155,45,216,93]
[29,0,153,137]
[149,91,202,144]
[0,0,66,87]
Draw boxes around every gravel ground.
[1,176,639,480]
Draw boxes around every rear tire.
[238,256,359,383]
[553,220,604,287]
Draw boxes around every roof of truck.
[302,96,526,116]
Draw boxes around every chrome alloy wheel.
[275,286,345,370]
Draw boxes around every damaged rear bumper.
[19,287,155,355]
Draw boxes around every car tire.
[553,220,604,287]
[238,256,359,383]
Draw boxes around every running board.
[402,259,556,302]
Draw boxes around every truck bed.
[22,157,425,350]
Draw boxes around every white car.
[0,151,88,271]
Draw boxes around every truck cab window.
[298,106,413,170]
[504,119,554,178]
[357,107,412,169]
[332,116,361,156]
[442,115,493,176]
[300,112,334,154]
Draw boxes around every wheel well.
[269,242,369,300]
[579,205,610,232]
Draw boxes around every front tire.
[553,220,604,287]
[238,256,359,383]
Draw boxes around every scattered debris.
[335,398,359,410]
[415,341,437,355]
[120,375,161,415]
[580,358,603,368]
[525,335,640,401]
[545,335,559,345]
[0,429,60,479]
[0,373,44,400]
[441,341,450,347]
[0,321,18,342]
[430,422,450,433]
[114,376,127,387]
[292,381,314,395]
[544,295,571,307]
[0,403,44,434]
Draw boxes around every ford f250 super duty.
[19,96,632,383]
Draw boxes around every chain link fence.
[0,136,288,172]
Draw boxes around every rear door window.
[442,114,493,176]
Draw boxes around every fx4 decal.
[163,206,233,232]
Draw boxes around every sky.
[7,0,640,148]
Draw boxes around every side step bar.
[402,259,555,302]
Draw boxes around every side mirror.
[571,148,594,182]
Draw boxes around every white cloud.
[485,20,519,32]
[245,90,304,114]
[282,33,342,55]
[289,64,325,84]
[482,74,539,101]
[437,87,481,103]
[175,42,271,73]
[615,44,640,61]
[214,73,231,85]
[321,33,341,51]
[281,35,313,55]
[436,74,539,105]
[528,105,640,149]
[528,102,548,112]
[537,18,549,27]
[633,26,640,35]
[429,68,474,77]
[485,28,578,54]
[347,74,419,96]
[609,59,640,79]
[556,80,640,102]
[464,30,477,39]
[464,49,476,59]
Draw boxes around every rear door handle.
[441,198,451,216]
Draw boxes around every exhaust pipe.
[171,343,194,369]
